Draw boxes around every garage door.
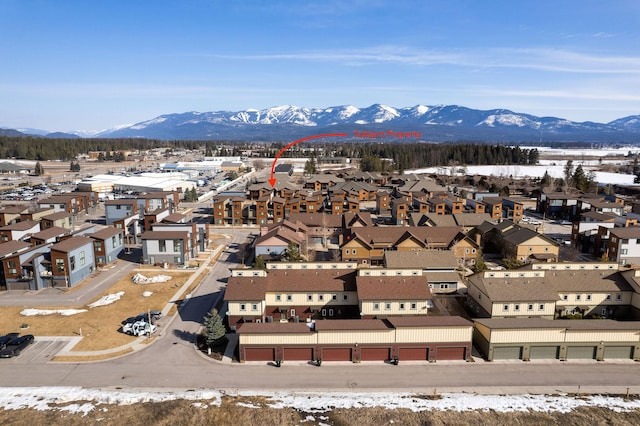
[529,346,559,360]
[284,347,313,361]
[399,347,429,361]
[567,346,596,360]
[322,348,352,361]
[436,346,466,360]
[245,347,275,362]
[492,346,522,360]
[361,347,390,361]
[604,346,634,360]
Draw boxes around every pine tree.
[282,241,302,261]
[202,308,227,347]
[253,255,266,270]
[34,161,44,176]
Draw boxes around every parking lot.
[0,337,75,364]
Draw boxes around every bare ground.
[1,398,639,426]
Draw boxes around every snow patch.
[87,291,125,308]
[20,309,87,316]
[132,273,171,284]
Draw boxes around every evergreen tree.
[253,255,266,270]
[34,161,44,176]
[282,241,302,261]
[304,157,317,175]
[473,250,487,272]
[541,170,553,187]
[202,308,227,347]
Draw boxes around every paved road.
[1,227,640,394]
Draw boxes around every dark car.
[0,335,12,351]
[0,334,34,358]
[121,310,162,325]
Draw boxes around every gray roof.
[475,318,640,331]
[384,250,457,269]
[468,269,633,302]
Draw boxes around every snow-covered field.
[406,165,636,185]
[0,387,638,416]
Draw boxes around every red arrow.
[269,133,348,187]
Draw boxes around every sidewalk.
[54,242,228,359]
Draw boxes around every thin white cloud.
[197,46,640,75]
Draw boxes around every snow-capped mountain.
[5,104,640,142]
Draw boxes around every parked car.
[122,321,157,337]
[0,335,13,351]
[0,334,34,358]
[121,310,162,326]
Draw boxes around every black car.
[121,310,162,325]
[0,334,34,358]
[0,335,12,351]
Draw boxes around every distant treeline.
[0,136,539,171]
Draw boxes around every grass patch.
[52,347,134,362]
[0,271,194,352]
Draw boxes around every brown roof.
[50,235,94,253]
[356,276,432,300]
[225,269,357,301]
[30,226,70,240]
[609,226,640,239]
[0,206,28,214]
[105,199,137,206]
[386,316,472,328]
[162,213,187,223]
[41,211,72,221]
[0,240,31,257]
[236,322,313,334]
[351,226,463,249]
[140,231,189,240]
[286,213,343,228]
[313,319,391,331]
[90,226,124,240]
[0,220,39,231]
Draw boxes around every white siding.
[317,330,394,344]
[360,300,429,316]
[395,327,471,343]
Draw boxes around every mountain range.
[4,104,640,142]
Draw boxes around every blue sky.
[1,0,640,132]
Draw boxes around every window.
[7,261,16,274]
[343,294,348,301]
[276,294,282,302]
[80,251,85,266]
[385,303,391,310]
[539,304,545,310]
[345,249,350,255]
[173,240,181,252]
[112,236,117,246]
[621,249,628,255]
[286,294,292,302]
[159,240,167,252]
[503,304,509,311]
[332,294,337,301]
[322,309,327,316]
[56,259,65,273]
[240,304,246,311]
[602,308,607,316]
[307,294,313,302]
[70,256,76,271]
[94,241,103,251]
[351,249,357,255]
[410,303,417,310]
[290,309,296,317]
[373,303,380,311]
[586,294,592,301]
[616,294,622,301]
[399,303,405,310]
[563,295,568,300]
[515,304,520,311]
[576,294,581,301]
[251,304,258,311]
[527,304,533,311]
[318,294,324,302]
[329,309,334,316]
[606,294,611,301]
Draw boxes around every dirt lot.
[0,269,199,353]
[0,397,639,426]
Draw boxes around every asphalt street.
[1,227,639,395]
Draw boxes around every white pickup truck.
[122,321,158,337]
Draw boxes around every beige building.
[474,318,640,361]
[236,316,473,363]
[467,262,634,320]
